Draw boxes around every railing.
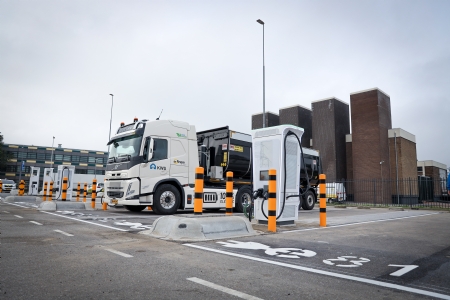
[319,178,450,209]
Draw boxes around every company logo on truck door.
[173,159,185,165]
[176,133,187,138]
[150,163,166,171]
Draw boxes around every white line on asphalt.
[40,211,128,231]
[30,221,43,226]
[104,248,133,258]
[14,215,23,218]
[4,202,29,208]
[54,229,74,237]
[282,212,441,233]
[3,211,10,213]
[187,277,263,300]
[184,244,450,300]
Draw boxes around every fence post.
[43,182,48,201]
[226,171,233,215]
[319,174,327,227]
[76,183,80,202]
[0,179,2,193]
[268,169,277,232]
[83,183,87,202]
[62,177,68,201]
[194,167,204,215]
[49,181,53,201]
[91,179,97,209]
[19,180,25,196]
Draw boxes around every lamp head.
[256,19,264,25]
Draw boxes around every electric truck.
[104,118,321,214]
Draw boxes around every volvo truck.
[104,119,321,214]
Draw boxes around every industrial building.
[279,104,312,149]
[0,143,108,193]
[251,111,280,129]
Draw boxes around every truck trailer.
[104,119,321,214]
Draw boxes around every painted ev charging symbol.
[217,240,316,258]
[323,256,370,267]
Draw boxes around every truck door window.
[150,138,168,162]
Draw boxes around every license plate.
[111,199,118,205]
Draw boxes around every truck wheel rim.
[160,191,176,209]
[306,194,314,206]
[242,192,251,206]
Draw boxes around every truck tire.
[235,186,252,213]
[153,184,180,215]
[124,205,147,212]
[301,190,316,210]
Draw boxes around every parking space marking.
[40,211,128,232]
[184,244,450,300]
[282,212,441,233]
[187,277,263,300]
[30,221,43,225]
[3,211,10,213]
[3,202,29,208]
[14,215,23,218]
[104,248,133,258]
[54,229,74,237]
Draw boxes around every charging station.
[252,125,304,225]
[28,166,40,195]
[55,165,75,200]
[43,168,54,195]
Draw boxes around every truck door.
[139,137,171,199]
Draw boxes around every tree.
[0,132,13,169]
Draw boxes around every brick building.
[311,98,350,182]
[279,104,312,148]
[251,111,280,129]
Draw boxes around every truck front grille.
[107,191,124,198]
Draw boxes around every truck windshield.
[108,134,143,160]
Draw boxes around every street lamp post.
[50,136,55,180]
[108,94,114,153]
[380,160,384,203]
[256,19,265,128]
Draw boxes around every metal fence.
[321,178,450,209]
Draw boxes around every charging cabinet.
[252,125,304,225]
[28,166,40,195]
[55,165,75,200]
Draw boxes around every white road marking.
[389,264,419,277]
[4,202,29,208]
[54,230,74,237]
[3,211,10,213]
[30,221,43,225]
[187,277,263,300]
[104,248,133,258]
[184,244,450,300]
[14,215,23,218]
[40,211,128,231]
[282,212,441,233]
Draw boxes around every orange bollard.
[62,177,68,201]
[49,181,54,201]
[91,179,97,209]
[76,183,80,202]
[102,202,107,210]
[319,174,327,227]
[194,167,204,215]
[226,171,233,215]
[268,169,277,232]
[0,179,3,193]
[43,182,48,201]
[148,206,152,211]
[19,180,25,196]
[83,183,87,202]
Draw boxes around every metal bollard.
[19,180,25,196]
[62,177,68,201]
[319,174,327,227]
[49,181,53,201]
[102,201,107,210]
[194,167,204,215]
[76,183,80,202]
[268,169,277,232]
[83,183,87,202]
[43,182,48,201]
[0,179,2,193]
[91,179,97,209]
[226,171,233,215]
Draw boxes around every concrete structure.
[388,129,417,180]
[252,111,280,129]
[0,143,108,193]
[311,98,350,181]
[279,104,312,148]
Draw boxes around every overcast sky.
[1,0,449,168]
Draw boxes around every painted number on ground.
[389,264,419,276]
[323,256,370,267]
[217,240,316,258]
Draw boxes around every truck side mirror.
[143,137,154,163]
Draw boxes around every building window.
[54,154,63,161]
[18,152,27,160]
[87,169,95,174]
[71,155,80,163]
[88,157,96,163]
[75,169,88,174]
[63,155,71,162]
[37,153,46,160]
[95,169,103,175]
[79,156,88,163]
[27,152,37,159]
[7,151,18,159]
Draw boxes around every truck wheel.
[301,190,316,210]
[235,186,252,213]
[153,184,180,215]
[124,205,147,212]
